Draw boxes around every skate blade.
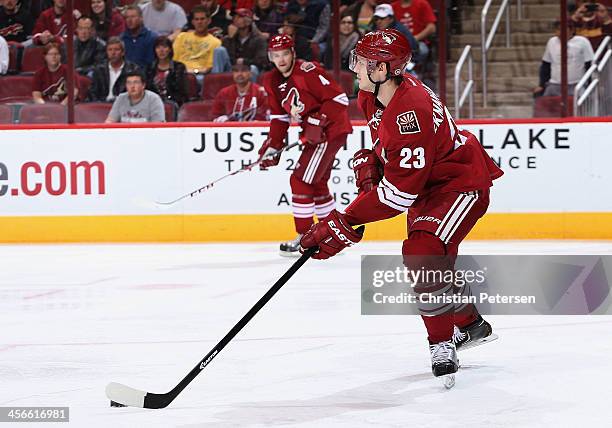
[442,374,455,389]
[458,333,499,351]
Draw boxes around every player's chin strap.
[368,62,394,99]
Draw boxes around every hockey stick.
[105,242,334,409]
[155,141,300,206]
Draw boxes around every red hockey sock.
[422,313,455,344]
[454,304,479,328]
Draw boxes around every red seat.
[75,102,112,123]
[19,103,67,124]
[77,75,92,102]
[164,102,176,121]
[21,47,46,73]
[201,72,233,100]
[177,100,216,122]
[174,0,201,14]
[185,73,199,101]
[8,44,19,74]
[0,104,14,123]
[0,75,34,102]
[348,98,363,120]
[339,71,355,97]
[534,96,574,117]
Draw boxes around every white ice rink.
[2,240,612,427]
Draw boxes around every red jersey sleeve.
[344,105,435,225]
[263,72,289,148]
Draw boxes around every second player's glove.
[352,148,383,193]
[300,113,329,145]
[258,138,284,169]
[299,210,364,259]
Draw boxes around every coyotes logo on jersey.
[396,110,421,135]
[368,108,384,130]
[281,87,305,119]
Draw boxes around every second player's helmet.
[349,29,412,76]
[268,34,295,60]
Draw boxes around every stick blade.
[106,382,147,408]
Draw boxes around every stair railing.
[481,0,512,108]
[574,36,611,117]
[454,45,474,118]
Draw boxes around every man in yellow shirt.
[173,5,230,76]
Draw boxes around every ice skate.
[429,340,458,389]
[279,234,303,257]
[453,315,498,351]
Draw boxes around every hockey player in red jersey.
[257,34,353,256]
[300,29,503,385]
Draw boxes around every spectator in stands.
[32,42,78,103]
[571,1,612,50]
[89,0,124,41]
[345,0,377,34]
[323,11,360,70]
[197,0,231,37]
[254,0,283,40]
[121,5,158,69]
[32,0,79,45]
[73,15,105,78]
[212,58,268,122]
[371,4,419,59]
[89,36,140,101]
[286,0,329,45]
[279,14,312,61]
[0,34,8,74]
[534,19,594,97]
[145,35,187,106]
[106,70,165,123]
[391,0,436,58]
[222,8,267,77]
[173,5,230,76]
[141,0,187,42]
[0,0,34,44]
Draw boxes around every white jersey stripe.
[442,193,479,244]
[303,142,327,184]
[381,177,418,200]
[435,194,465,236]
[438,195,472,242]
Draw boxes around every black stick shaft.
[145,247,317,408]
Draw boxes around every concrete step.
[471,105,534,119]
[461,18,553,34]
[449,60,540,78]
[450,32,551,47]
[467,0,558,6]
[446,75,536,92]
[445,91,533,107]
[463,4,560,21]
[449,46,543,62]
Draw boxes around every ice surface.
[1,241,612,427]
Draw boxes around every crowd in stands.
[0,0,440,123]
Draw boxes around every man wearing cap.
[212,59,269,122]
[371,3,418,56]
[222,8,268,77]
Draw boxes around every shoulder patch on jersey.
[300,62,316,72]
[396,111,421,135]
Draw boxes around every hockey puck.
[110,401,126,407]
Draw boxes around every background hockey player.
[300,29,503,384]
[258,34,353,256]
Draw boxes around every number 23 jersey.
[344,74,503,225]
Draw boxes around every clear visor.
[348,50,377,74]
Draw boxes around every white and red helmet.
[267,34,295,61]
[349,29,412,76]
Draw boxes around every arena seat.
[348,98,364,120]
[0,75,34,102]
[77,76,92,102]
[8,44,20,74]
[534,96,574,117]
[0,104,14,123]
[201,72,233,100]
[164,102,176,122]
[75,102,112,123]
[339,71,355,97]
[174,0,201,14]
[19,103,66,124]
[21,47,45,73]
[177,100,216,122]
[185,73,199,101]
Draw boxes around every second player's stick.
[105,243,332,409]
[156,141,300,206]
